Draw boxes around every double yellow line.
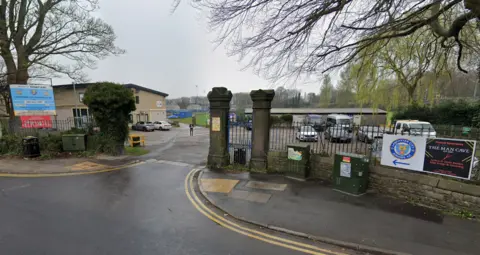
[184,168,350,255]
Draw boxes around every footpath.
[0,155,138,175]
[199,170,480,255]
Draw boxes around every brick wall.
[267,151,480,215]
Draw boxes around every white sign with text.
[381,134,427,171]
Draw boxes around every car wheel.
[143,127,147,132]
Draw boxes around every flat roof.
[244,108,387,114]
[53,83,169,97]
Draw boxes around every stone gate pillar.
[207,87,233,168]
[250,89,275,171]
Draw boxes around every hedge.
[394,100,480,126]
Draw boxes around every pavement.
[199,170,480,255]
[0,126,362,255]
[0,155,139,174]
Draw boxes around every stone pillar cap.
[208,87,233,102]
[250,89,275,101]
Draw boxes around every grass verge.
[125,146,149,156]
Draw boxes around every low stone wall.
[267,151,287,174]
[370,166,480,215]
[266,151,480,215]
[310,154,334,181]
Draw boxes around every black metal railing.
[0,117,95,137]
[228,121,252,167]
[269,122,479,153]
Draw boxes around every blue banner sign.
[10,84,56,116]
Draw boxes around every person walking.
[189,123,194,136]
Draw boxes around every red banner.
[20,116,52,128]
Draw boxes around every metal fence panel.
[0,117,95,137]
[268,122,480,180]
[228,121,252,167]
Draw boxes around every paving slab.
[245,181,287,191]
[200,178,239,193]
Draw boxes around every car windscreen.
[308,116,322,122]
[337,119,351,124]
[409,123,434,130]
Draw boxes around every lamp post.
[196,85,199,105]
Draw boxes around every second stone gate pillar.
[249,89,275,171]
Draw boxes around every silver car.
[357,126,384,143]
[325,125,353,143]
[132,121,155,132]
[296,126,318,142]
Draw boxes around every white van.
[394,120,436,137]
[326,114,352,127]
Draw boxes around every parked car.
[132,121,155,132]
[326,114,352,127]
[296,125,318,142]
[357,126,384,143]
[305,114,325,132]
[245,120,253,130]
[393,120,436,137]
[153,121,172,131]
[325,125,353,143]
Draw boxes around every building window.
[135,96,139,104]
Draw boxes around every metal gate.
[228,120,252,167]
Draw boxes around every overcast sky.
[49,0,319,98]
[51,0,326,98]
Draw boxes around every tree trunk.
[407,87,417,106]
[6,66,29,120]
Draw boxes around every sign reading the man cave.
[424,138,477,179]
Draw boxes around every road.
[0,126,361,255]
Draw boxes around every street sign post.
[9,84,56,116]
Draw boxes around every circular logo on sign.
[390,139,416,160]
[31,90,37,95]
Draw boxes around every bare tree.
[177,97,191,109]
[176,0,480,80]
[0,0,123,85]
